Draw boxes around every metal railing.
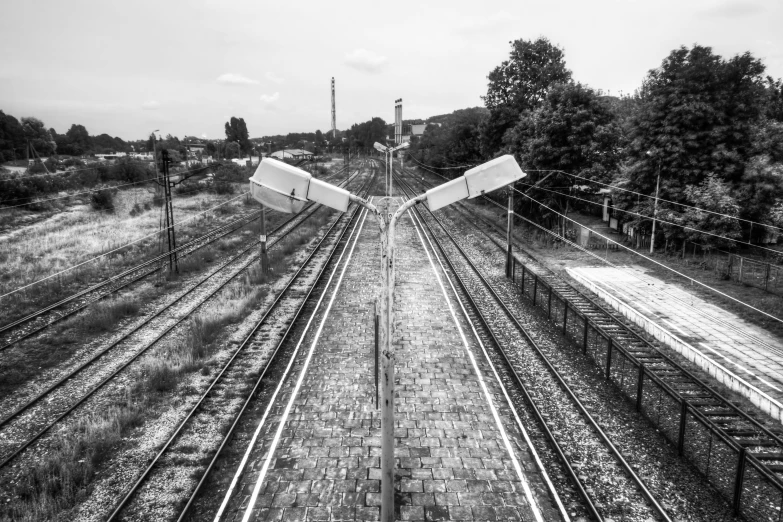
[509,257,783,521]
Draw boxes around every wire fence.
[516,212,783,297]
[508,256,783,521]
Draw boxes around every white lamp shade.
[248,157,351,213]
[464,155,526,198]
[249,158,310,213]
[373,142,388,153]
[307,178,350,212]
[425,176,470,212]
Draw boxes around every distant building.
[270,149,313,160]
[410,124,426,136]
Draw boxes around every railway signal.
[248,155,526,522]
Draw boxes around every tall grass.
[4,209,334,520]
[0,186,246,327]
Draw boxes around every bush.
[63,158,85,167]
[152,192,164,207]
[213,179,234,194]
[214,163,248,182]
[90,189,115,212]
[28,162,48,174]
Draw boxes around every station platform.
[567,265,783,423]
[217,202,563,521]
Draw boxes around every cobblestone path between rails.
[223,203,560,522]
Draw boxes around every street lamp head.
[373,142,388,153]
[425,155,526,212]
[249,158,350,213]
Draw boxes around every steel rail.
[107,164,375,522]
[402,164,783,453]
[395,171,672,522]
[0,166,353,351]
[0,167,365,470]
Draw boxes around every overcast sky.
[2,0,781,142]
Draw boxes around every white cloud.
[344,49,388,73]
[260,92,280,103]
[216,73,259,85]
[265,71,284,84]
[456,11,519,33]
[201,133,207,138]
[142,100,160,110]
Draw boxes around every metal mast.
[331,77,336,138]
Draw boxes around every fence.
[518,211,783,297]
[508,257,783,521]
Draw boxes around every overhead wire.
[510,187,783,325]
[515,180,783,256]
[0,163,222,209]
[527,168,783,234]
[0,191,249,301]
[402,157,783,327]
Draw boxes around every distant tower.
[331,77,336,138]
[394,99,402,145]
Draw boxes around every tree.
[21,116,56,156]
[57,124,93,156]
[408,108,487,177]
[616,45,768,240]
[506,83,622,220]
[224,117,250,155]
[225,141,240,159]
[682,175,743,250]
[0,111,25,160]
[315,129,323,145]
[480,37,572,156]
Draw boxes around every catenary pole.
[650,159,661,254]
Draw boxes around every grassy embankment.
[0,183,255,326]
[2,207,336,521]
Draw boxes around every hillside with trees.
[407,37,783,250]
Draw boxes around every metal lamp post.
[247,155,526,522]
[374,141,409,197]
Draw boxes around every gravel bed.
[402,173,738,522]
[0,192,354,518]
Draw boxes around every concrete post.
[260,205,268,274]
[506,188,514,277]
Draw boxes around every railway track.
[104,161,378,522]
[0,165,368,476]
[400,163,783,520]
[0,166,353,352]
[395,172,672,521]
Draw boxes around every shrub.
[90,189,115,212]
[213,179,234,194]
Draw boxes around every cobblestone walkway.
[223,203,560,521]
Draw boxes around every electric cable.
[0,191,248,301]
[527,168,783,234]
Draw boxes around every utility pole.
[260,204,268,274]
[506,186,514,277]
[650,158,661,255]
[331,77,336,139]
[161,150,178,272]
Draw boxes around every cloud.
[265,72,284,84]
[201,133,207,138]
[456,11,519,33]
[701,1,763,18]
[142,100,160,110]
[344,49,388,73]
[260,92,280,103]
[216,73,259,85]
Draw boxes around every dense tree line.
[408,37,783,250]
[0,110,139,161]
